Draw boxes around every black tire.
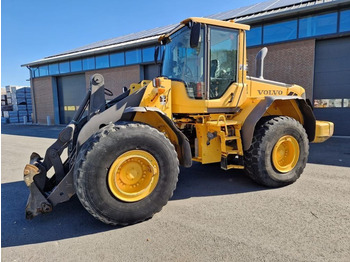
[244,116,309,187]
[74,122,179,225]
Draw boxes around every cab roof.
[158,17,250,43]
[181,17,250,30]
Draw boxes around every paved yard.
[1,124,350,261]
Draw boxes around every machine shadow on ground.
[173,162,265,200]
[1,164,265,248]
[1,124,63,139]
[1,181,116,248]
[308,137,350,167]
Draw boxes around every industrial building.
[23,0,350,135]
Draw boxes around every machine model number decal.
[258,90,283,95]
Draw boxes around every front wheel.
[74,122,179,225]
[244,116,309,187]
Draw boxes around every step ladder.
[207,115,244,170]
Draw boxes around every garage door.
[144,64,161,80]
[57,74,86,124]
[314,37,350,136]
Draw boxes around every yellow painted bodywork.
[131,81,188,163]
[133,111,178,146]
[265,100,304,124]
[181,17,250,31]
[190,114,244,168]
[171,81,207,113]
[130,17,333,169]
[129,80,151,95]
[193,122,222,164]
[159,17,250,43]
[138,78,173,118]
[247,77,304,97]
[314,120,334,143]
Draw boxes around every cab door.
[206,26,247,111]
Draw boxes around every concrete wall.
[247,39,315,100]
[32,77,55,124]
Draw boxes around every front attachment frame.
[23,74,106,219]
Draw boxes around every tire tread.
[244,116,309,187]
[74,122,179,226]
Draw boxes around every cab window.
[209,27,238,99]
[162,26,205,99]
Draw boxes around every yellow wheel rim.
[272,135,300,173]
[108,150,159,202]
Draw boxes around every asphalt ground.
[1,124,350,261]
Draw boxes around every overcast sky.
[1,0,263,87]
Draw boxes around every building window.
[96,54,109,69]
[59,62,70,74]
[39,65,48,76]
[83,57,95,70]
[49,63,59,75]
[125,49,141,65]
[142,47,155,62]
[70,59,82,72]
[246,26,262,47]
[263,20,297,44]
[340,9,350,32]
[31,67,40,78]
[110,52,125,67]
[299,12,337,38]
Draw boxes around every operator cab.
[159,18,248,104]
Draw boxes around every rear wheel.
[74,122,179,225]
[244,116,309,187]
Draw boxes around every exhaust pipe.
[255,47,268,79]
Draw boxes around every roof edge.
[22,35,160,67]
[236,0,349,24]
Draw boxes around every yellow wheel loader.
[24,17,334,225]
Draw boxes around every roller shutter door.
[314,37,350,136]
[57,74,86,124]
[144,64,161,80]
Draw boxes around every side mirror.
[154,46,160,64]
[190,23,201,48]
